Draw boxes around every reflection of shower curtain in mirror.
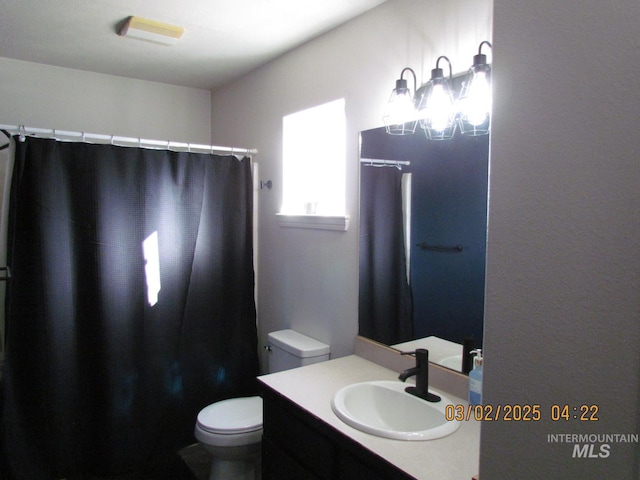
[0,131,10,373]
[401,172,412,283]
[359,165,413,345]
[0,137,259,479]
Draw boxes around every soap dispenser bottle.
[468,349,483,406]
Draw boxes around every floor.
[179,443,264,480]
[54,446,209,480]
[178,444,210,480]
[64,444,211,480]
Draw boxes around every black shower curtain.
[0,137,259,479]
[358,165,413,345]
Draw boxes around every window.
[280,99,347,230]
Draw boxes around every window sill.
[276,214,350,231]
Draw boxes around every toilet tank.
[267,329,330,373]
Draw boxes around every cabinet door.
[261,385,415,480]
[337,451,389,480]
[262,389,335,479]
[262,435,321,480]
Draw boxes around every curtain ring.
[82,132,86,142]
[110,135,114,145]
[18,125,26,142]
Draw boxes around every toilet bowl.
[194,329,330,480]
[194,396,263,480]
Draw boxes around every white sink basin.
[438,354,463,371]
[331,380,460,441]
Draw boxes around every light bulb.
[424,84,455,131]
[383,69,418,135]
[418,61,457,141]
[460,70,491,126]
[458,41,492,136]
[385,89,416,126]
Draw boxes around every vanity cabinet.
[261,385,415,480]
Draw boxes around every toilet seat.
[197,396,263,435]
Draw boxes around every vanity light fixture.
[118,16,185,46]
[382,68,418,135]
[458,41,493,136]
[382,41,493,140]
[417,56,457,141]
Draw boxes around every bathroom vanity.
[258,353,480,480]
[261,383,411,479]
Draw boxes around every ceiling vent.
[119,16,184,46]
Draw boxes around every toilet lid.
[197,396,263,434]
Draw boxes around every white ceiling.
[0,0,387,90]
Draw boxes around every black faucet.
[462,337,476,374]
[399,348,441,402]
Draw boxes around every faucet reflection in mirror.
[382,41,492,140]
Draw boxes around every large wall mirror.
[358,126,489,374]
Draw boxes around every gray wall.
[0,57,212,143]
[481,0,640,478]
[0,57,212,261]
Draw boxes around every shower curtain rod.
[0,124,258,156]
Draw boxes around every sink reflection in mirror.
[393,336,476,374]
[331,381,461,441]
[438,355,463,371]
[358,126,489,374]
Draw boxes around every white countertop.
[258,355,480,480]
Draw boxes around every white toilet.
[194,329,330,480]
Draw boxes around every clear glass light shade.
[418,77,457,141]
[383,81,418,135]
[458,63,492,136]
